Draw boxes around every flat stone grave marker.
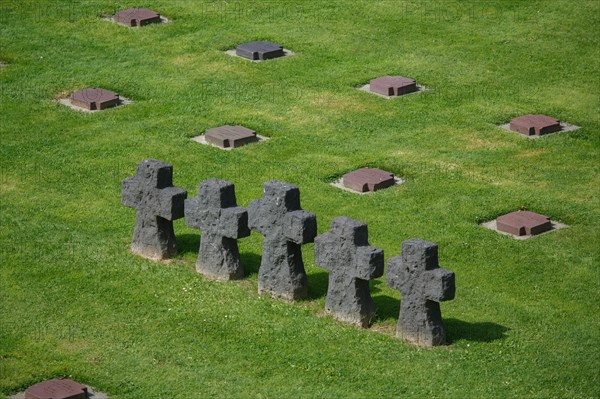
[358,75,426,98]
[225,41,294,61]
[481,210,568,239]
[387,238,455,347]
[10,378,109,399]
[122,159,187,260]
[112,8,166,26]
[192,125,268,149]
[25,379,87,399]
[185,178,250,280]
[60,88,131,112]
[331,167,402,194]
[248,181,317,300]
[315,216,384,327]
[499,114,580,138]
[498,211,551,235]
[510,114,560,136]
[371,76,417,96]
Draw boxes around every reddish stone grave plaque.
[70,88,119,111]
[496,211,552,236]
[342,168,395,193]
[236,41,285,60]
[25,379,88,399]
[509,114,561,136]
[370,76,418,96]
[205,125,258,148]
[114,8,161,27]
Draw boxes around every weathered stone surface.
[370,76,417,96]
[496,211,552,236]
[70,88,119,110]
[315,216,384,327]
[114,8,161,26]
[509,114,561,136]
[25,379,87,399]
[236,41,285,60]
[248,181,317,300]
[342,168,395,192]
[387,239,455,346]
[122,159,187,260]
[205,125,258,148]
[185,179,250,280]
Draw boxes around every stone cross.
[248,181,317,300]
[122,159,187,260]
[185,179,250,280]
[386,239,455,346]
[315,216,384,327]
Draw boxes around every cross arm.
[219,207,251,239]
[121,176,142,209]
[423,268,455,302]
[184,197,204,230]
[157,187,187,221]
[386,256,406,292]
[354,246,384,280]
[314,232,337,271]
[248,199,269,236]
[284,210,317,244]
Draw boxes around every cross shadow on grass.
[444,319,509,344]
[306,270,329,300]
[371,279,400,322]
[240,252,261,277]
[370,281,509,343]
[176,233,199,257]
[373,294,401,323]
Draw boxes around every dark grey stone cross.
[315,216,384,327]
[185,179,250,280]
[121,159,187,260]
[387,238,455,346]
[248,181,317,300]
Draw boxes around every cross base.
[325,276,377,328]
[131,213,177,260]
[197,233,244,280]
[397,299,448,347]
[258,239,308,301]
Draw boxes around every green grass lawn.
[1,1,599,398]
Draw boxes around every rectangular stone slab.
[236,41,285,60]
[342,168,395,192]
[496,211,552,236]
[509,114,561,136]
[205,125,258,148]
[25,379,88,399]
[369,76,418,96]
[114,8,161,26]
[70,88,119,110]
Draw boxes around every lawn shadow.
[240,251,261,277]
[371,280,400,322]
[444,319,509,344]
[307,270,329,300]
[370,281,509,343]
[373,294,400,322]
[176,233,199,256]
